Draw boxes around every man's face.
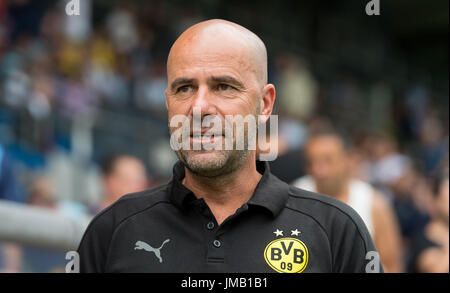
[166,29,263,177]
[305,136,350,195]
[104,158,148,201]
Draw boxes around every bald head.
[165,19,276,178]
[167,19,268,86]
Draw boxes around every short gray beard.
[177,148,250,178]
[171,101,260,178]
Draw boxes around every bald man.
[78,20,381,273]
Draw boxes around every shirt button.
[206,221,215,230]
[213,240,221,248]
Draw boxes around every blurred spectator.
[0,144,21,201]
[366,81,394,134]
[56,39,85,77]
[362,133,432,240]
[413,114,448,176]
[407,171,449,273]
[133,57,167,117]
[57,73,97,119]
[268,146,306,185]
[63,0,92,43]
[2,67,31,109]
[89,30,116,71]
[267,122,306,184]
[325,74,366,134]
[26,175,57,209]
[20,175,66,273]
[0,243,21,273]
[392,165,434,241]
[0,144,22,273]
[86,30,129,108]
[105,4,139,55]
[292,131,404,272]
[364,133,412,189]
[93,154,148,214]
[275,53,318,121]
[404,83,430,139]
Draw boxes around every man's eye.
[177,85,192,93]
[218,84,233,91]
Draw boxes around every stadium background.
[0,0,448,272]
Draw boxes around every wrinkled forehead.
[167,23,266,84]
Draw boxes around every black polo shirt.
[77,161,381,273]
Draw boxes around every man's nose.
[191,85,217,116]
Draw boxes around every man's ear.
[259,84,276,124]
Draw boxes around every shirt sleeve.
[77,211,115,273]
[331,209,384,273]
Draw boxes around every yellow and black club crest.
[264,229,309,273]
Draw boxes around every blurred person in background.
[275,53,318,122]
[93,154,149,214]
[20,174,89,272]
[362,133,433,242]
[267,53,316,184]
[0,144,21,202]
[364,133,412,191]
[388,164,434,240]
[292,130,404,272]
[26,175,58,209]
[0,144,22,273]
[86,29,131,110]
[133,56,168,118]
[20,175,65,273]
[105,3,139,55]
[407,171,449,273]
[267,121,306,184]
[413,113,448,177]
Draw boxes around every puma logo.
[134,239,170,263]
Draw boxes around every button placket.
[204,218,225,263]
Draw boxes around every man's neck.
[182,156,263,225]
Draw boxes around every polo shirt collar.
[168,160,289,218]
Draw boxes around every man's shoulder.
[286,185,379,272]
[287,184,356,214]
[118,183,171,206]
[77,182,174,258]
[286,185,368,234]
[88,183,172,229]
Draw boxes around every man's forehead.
[167,20,267,83]
[169,32,252,68]
[168,50,252,77]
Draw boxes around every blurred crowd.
[0,0,448,273]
